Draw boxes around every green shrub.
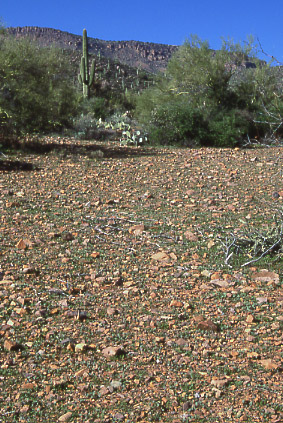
[207,109,251,147]
[72,114,98,140]
[134,35,282,147]
[147,100,208,146]
[0,36,79,135]
[78,96,108,120]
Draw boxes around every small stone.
[62,232,74,241]
[176,338,188,347]
[260,359,280,370]
[99,385,110,396]
[183,401,191,411]
[76,311,88,321]
[210,279,230,288]
[129,224,144,235]
[35,308,47,317]
[211,378,230,388]
[64,310,77,318]
[201,270,211,277]
[251,270,279,284]
[17,296,29,306]
[256,297,268,305]
[77,383,89,392]
[75,368,89,378]
[184,230,198,241]
[75,343,87,353]
[193,315,205,323]
[170,299,183,307]
[16,239,27,249]
[22,267,38,275]
[107,307,119,316]
[21,382,36,390]
[151,251,170,261]
[113,413,125,421]
[58,299,68,308]
[20,405,30,413]
[197,319,219,332]
[211,272,222,280]
[4,339,24,351]
[110,380,122,389]
[102,346,126,358]
[95,276,107,284]
[272,191,280,199]
[246,314,254,323]
[49,288,65,295]
[58,412,72,422]
[155,336,165,344]
[247,351,260,359]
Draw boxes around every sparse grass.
[0,138,282,422]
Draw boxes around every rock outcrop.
[6,26,178,73]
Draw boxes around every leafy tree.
[0,35,80,135]
[134,35,282,146]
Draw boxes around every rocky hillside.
[5,26,282,88]
[6,26,178,73]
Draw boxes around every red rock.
[16,239,27,250]
[197,319,219,332]
[170,300,183,307]
[4,339,24,351]
[260,359,280,370]
[151,252,169,261]
[129,224,144,235]
[58,412,72,422]
[251,270,279,284]
[184,230,198,241]
[21,382,36,390]
[246,314,254,323]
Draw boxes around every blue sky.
[1,0,283,63]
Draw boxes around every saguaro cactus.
[78,28,95,98]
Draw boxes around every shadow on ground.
[0,159,39,171]
[1,136,165,161]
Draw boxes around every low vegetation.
[0,139,282,422]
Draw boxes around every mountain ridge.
[6,26,178,73]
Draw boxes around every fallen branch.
[241,238,282,267]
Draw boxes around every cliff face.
[6,26,178,73]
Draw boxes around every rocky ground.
[0,138,282,422]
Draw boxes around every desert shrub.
[78,96,109,120]
[72,114,99,140]
[206,109,251,147]
[134,35,282,146]
[0,36,80,135]
[147,100,208,146]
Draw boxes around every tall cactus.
[78,29,95,98]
